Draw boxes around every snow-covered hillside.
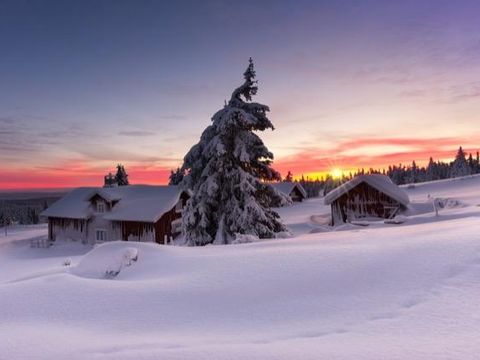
[1,176,480,359]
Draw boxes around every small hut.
[324,174,409,225]
[270,182,307,202]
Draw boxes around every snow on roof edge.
[269,182,307,198]
[324,175,409,206]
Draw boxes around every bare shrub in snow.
[62,258,72,267]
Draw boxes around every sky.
[1,0,480,189]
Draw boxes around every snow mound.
[71,242,141,279]
[232,233,260,244]
[309,225,332,234]
[384,215,407,224]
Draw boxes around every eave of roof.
[324,175,409,206]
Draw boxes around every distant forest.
[289,146,480,197]
[0,195,62,227]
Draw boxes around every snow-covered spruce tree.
[114,164,129,186]
[426,157,437,181]
[283,170,294,182]
[450,146,470,178]
[179,58,290,246]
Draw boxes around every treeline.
[285,146,480,197]
[0,196,60,226]
[386,147,478,184]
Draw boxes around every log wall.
[331,182,401,225]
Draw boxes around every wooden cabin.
[270,182,307,202]
[324,174,409,225]
[41,185,190,245]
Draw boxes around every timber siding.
[324,174,409,226]
[331,181,402,224]
[43,186,190,245]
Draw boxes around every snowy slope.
[1,175,480,359]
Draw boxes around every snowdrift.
[3,175,480,359]
[71,241,142,279]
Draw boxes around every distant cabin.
[40,185,190,245]
[324,174,409,225]
[270,182,307,202]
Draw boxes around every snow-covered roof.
[41,185,189,223]
[40,188,93,220]
[270,182,307,198]
[324,175,409,206]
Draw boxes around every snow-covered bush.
[72,245,139,279]
[104,248,138,279]
[384,215,407,224]
[231,233,260,244]
[122,248,138,266]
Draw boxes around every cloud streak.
[118,130,157,137]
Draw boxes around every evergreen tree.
[284,170,293,182]
[404,161,417,184]
[476,151,480,173]
[179,58,288,245]
[168,167,184,185]
[114,164,129,186]
[450,146,470,178]
[426,157,437,181]
[467,153,475,173]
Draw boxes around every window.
[96,229,107,242]
[97,202,105,213]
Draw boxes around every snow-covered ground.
[2,175,480,359]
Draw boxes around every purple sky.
[1,0,480,188]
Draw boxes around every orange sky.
[2,135,478,190]
[2,1,480,190]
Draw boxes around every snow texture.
[2,175,480,359]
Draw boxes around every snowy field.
[2,176,480,359]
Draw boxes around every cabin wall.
[154,206,180,244]
[114,221,155,242]
[290,187,304,202]
[331,182,400,225]
[154,193,189,244]
[86,214,118,244]
[48,217,88,243]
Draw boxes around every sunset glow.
[1,1,480,190]
[330,168,343,179]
